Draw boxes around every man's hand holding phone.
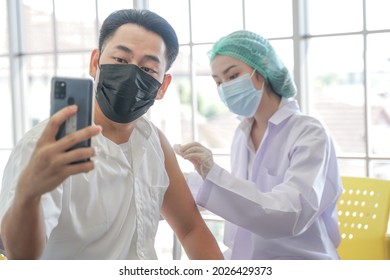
[17,105,102,199]
[16,76,101,199]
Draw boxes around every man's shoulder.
[134,116,160,141]
[15,119,48,147]
[24,119,48,137]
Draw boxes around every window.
[306,0,390,179]
[0,0,12,185]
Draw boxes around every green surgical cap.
[209,30,297,98]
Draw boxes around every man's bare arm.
[158,129,224,260]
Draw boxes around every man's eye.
[140,66,157,74]
[114,57,128,64]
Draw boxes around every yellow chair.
[0,236,6,260]
[337,176,390,260]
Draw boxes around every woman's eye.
[114,57,128,64]
[140,66,157,74]
[229,74,239,81]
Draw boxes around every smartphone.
[50,77,94,152]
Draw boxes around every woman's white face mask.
[217,69,263,117]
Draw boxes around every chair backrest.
[337,176,390,260]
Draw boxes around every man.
[0,9,223,260]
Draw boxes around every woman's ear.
[155,74,172,100]
[253,71,265,89]
[89,49,100,79]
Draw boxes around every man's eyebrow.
[114,45,161,65]
[142,54,161,65]
[115,44,132,54]
[212,65,237,78]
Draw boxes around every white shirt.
[0,117,169,259]
[196,98,343,259]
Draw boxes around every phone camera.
[54,81,66,99]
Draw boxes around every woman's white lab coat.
[194,98,343,259]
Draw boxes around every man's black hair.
[99,9,179,71]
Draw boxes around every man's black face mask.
[95,64,162,123]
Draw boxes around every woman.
[174,30,342,260]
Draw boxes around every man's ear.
[89,49,100,79]
[155,74,172,100]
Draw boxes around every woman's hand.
[174,142,214,179]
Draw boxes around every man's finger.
[41,105,78,142]
[55,125,101,152]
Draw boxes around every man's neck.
[94,107,136,145]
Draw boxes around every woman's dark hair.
[99,9,179,71]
